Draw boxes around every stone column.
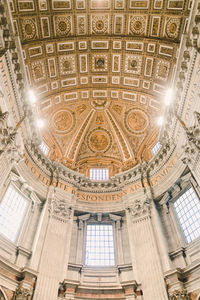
[126,197,168,300]
[29,186,75,300]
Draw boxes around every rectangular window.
[85,224,115,266]
[90,168,109,181]
[174,187,200,243]
[152,141,161,155]
[0,185,28,242]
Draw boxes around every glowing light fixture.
[37,119,44,128]
[164,88,173,106]
[28,89,36,104]
[157,116,164,126]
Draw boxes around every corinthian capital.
[52,199,73,221]
[169,289,189,300]
[128,197,151,219]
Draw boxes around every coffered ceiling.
[10,0,191,176]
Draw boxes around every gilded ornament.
[130,16,146,35]
[22,19,36,39]
[166,18,180,38]
[87,128,112,152]
[52,110,74,133]
[55,16,71,36]
[92,16,108,34]
[125,109,149,134]
[169,290,189,300]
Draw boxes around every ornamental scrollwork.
[128,198,151,219]
[12,284,31,300]
[169,289,189,300]
[0,111,23,163]
[52,199,72,220]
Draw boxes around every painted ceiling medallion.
[125,109,149,134]
[87,128,112,152]
[52,110,74,133]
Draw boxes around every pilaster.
[30,186,75,300]
[125,195,168,300]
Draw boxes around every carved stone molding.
[169,289,189,300]
[0,111,23,163]
[12,283,31,300]
[25,140,174,193]
[127,198,151,220]
[51,199,73,221]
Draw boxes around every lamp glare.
[29,89,36,104]
[37,119,44,128]
[157,116,164,126]
[164,89,173,106]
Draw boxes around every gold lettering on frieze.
[150,155,177,186]
[76,191,127,202]
[24,155,177,200]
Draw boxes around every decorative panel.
[112,55,121,73]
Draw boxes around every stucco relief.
[12,284,31,300]
[52,110,74,133]
[166,18,180,39]
[92,15,109,34]
[128,198,151,219]
[54,16,71,36]
[22,18,37,40]
[169,290,189,300]
[52,199,72,220]
[125,109,149,134]
[87,128,112,152]
[129,16,146,35]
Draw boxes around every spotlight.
[37,119,44,128]
[157,116,164,126]
[28,89,36,104]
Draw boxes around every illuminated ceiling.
[10,0,190,176]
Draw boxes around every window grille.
[174,187,200,243]
[0,185,28,242]
[90,168,109,180]
[39,141,49,156]
[152,141,161,155]
[85,224,115,266]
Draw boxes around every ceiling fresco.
[10,0,191,176]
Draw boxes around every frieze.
[23,139,176,196]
